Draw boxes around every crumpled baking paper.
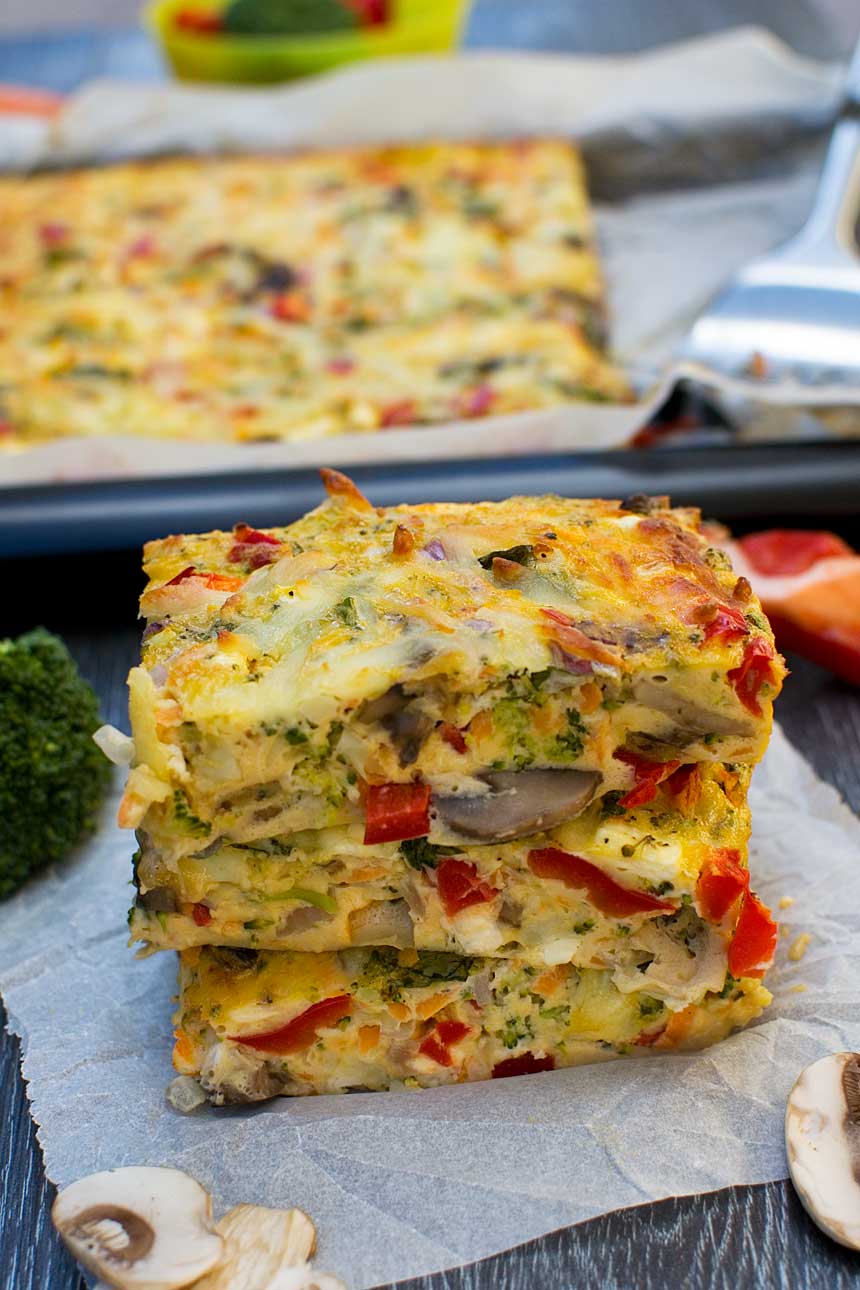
[1,722,858,1288]
[0,27,848,486]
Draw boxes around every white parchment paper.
[0,28,847,486]
[1,724,858,1288]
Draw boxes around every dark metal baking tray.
[2,440,859,558]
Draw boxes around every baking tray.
[4,440,859,557]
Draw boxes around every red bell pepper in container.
[725,529,860,686]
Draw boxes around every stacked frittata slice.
[122,472,784,1103]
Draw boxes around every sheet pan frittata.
[0,142,628,448]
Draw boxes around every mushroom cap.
[786,1051,860,1251]
[193,1204,332,1290]
[52,1165,224,1289]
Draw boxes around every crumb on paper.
[778,896,795,910]
[789,933,812,963]
[789,983,808,994]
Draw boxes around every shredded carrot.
[578,680,602,714]
[387,1002,410,1022]
[358,1025,380,1053]
[534,966,566,995]
[416,992,452,1020]
[468,710,494,740]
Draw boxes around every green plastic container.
[147,0,470,84]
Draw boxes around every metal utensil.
[679,38,860,406]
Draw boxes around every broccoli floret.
[0,629,110,900]
[223,0,357,35]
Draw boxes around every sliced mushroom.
[137,887,179,915]
[633,679,755,738]
[52,1166,223,1289]
[348,898,414,946]
[192,1204,329,1290]
[200,1042,291,1105]
[786,1051,860,1251]
[359,685,432,766]
[433,769,600,843]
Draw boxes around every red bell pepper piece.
[228,523,282,569]
[436,859,497,918]
[379,399,416,428]
[696,849,749,922]
[728,892,778,978]
[728,637,777,716]
[662,763,701,811]
[175,6,223,33]
[191,902,212,927]
[703,604,749,644]
[527,847,676,918]
[438,722,467,754]
[165,566,243,591]
[364,782,431,844]
[491,1053,556,1078]
[613,748,681,808]
[418,1019,471,1067]
[230,995,351,1054]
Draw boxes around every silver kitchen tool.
[679,38,860,406]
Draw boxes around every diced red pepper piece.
[728,637,777,716]
[343,0,389,24]
[364,782,431,844]
[439,722,467,754]
[541,608,620,668]
[739,529,852,577]
[230,995,351,1054]
[634,1026,667,1047]
[0,87,62,119]
[165,565,243,591]
[728,891,778,978]
[527,847,676,918]
[491,1053,556,1079]
[703,604,749,644]
[228,523,282,569]
[380,399,416,428]
[436,859,497,918]
[270,291,310,323]
[175,7,224,33]
[613,748,681,809]
[663,763,701,812]
[696,849,750,922]
[191,902,212,927]
[418,1018,470,1067]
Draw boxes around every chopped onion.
[92,724,135,766]
[423,539,446,561]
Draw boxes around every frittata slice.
[174,945,772,1103]
[0,141,629,447]
[131,764,758,1002]
[121,477,785,864]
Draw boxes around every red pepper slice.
[703,604,749,644]
[364,782,431,844]
[728,637,777,716]
[165,566,243,591]
[379,399,416,428]
[230,995,351,1055]
[663,763,701,811]
[175,6,224,32]
[696,849,749,922]
[739,529,851,577]
[527,847,676,918]
[728,892,778,978]
[613,748,681,808]
[492,1053,556,1079]
[541,608,620,668]
[228,523,282,569]
[439,722,467,754]
[191,902,212,927]
[418,1019,471,1067]
[436,859,497,919]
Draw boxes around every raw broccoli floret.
[0,629,110,900]
[222,0,357,35]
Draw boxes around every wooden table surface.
[3,5,860,1287]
